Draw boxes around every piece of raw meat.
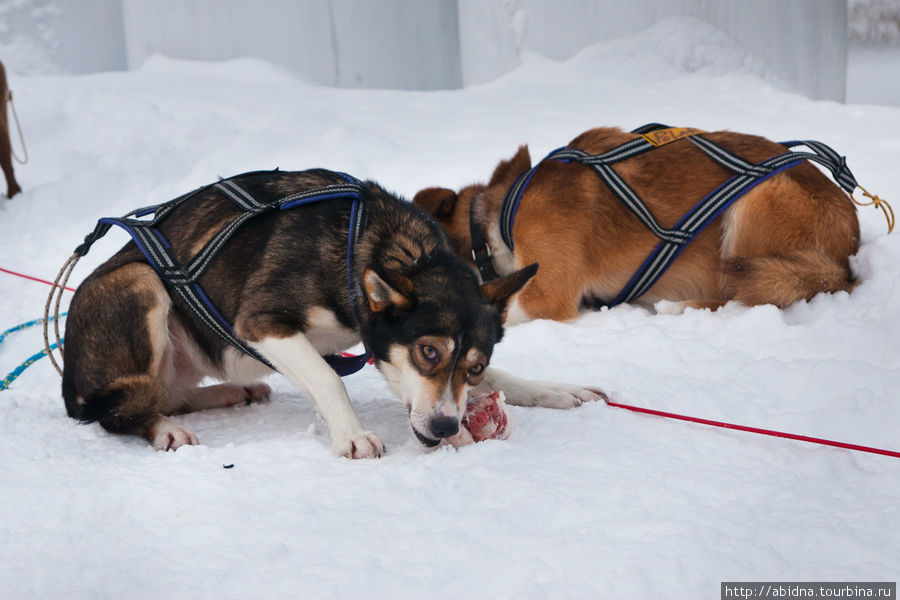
[447,390,512,447]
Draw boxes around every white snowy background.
[1,5,899,600]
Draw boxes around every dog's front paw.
[150,417,199,451]
[483,368,606,410]
[334,431,385,459]
[508,382,607,409]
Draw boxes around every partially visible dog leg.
[249,333,384,458]
[481,367,607,409]
[83,374,200,451]
[720,173,858,307]
[0,138,19,198]
[64,263,205,450]
[0,61,20,198]
[173,382,271,414]
[675,300,727,312]
[243,382,272,403]
[508,269,582,323]
[724,249,856,307]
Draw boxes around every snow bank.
[465,0,847,100]
[2,0,847,99]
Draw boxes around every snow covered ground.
[1,18,898,599]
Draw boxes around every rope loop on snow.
[0,314,66,391]
[1,343,63,391]
[1,313,66,345]
[43,252,81,377]
[852,184,894,234]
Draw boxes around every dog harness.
[73,169,372,377]
[474,124,862,308]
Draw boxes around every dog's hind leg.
[76,374,197,450]
[724,249,856,307]
[0,61,20,199]
[64,263,204,450]
[83,361,270,450]
[720,173,859,307]
[172,382,272,414]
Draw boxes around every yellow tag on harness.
[642,127,706,146]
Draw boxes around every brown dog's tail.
[724,249,856,308]
[63,374,164,436]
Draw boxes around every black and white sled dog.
[62,169,603,457]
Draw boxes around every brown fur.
[414,127,860,322]
[0,60,21,199]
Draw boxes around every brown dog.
[414,127,860,324]
[0,60,22,199]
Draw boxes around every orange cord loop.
[853,184,894,234]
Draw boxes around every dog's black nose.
[429,415,459,439]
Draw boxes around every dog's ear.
[488,146,532,188]
[413,187,458,220]
[363,268,414,312]
[480,263,538,313]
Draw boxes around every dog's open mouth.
[411,425,441,448]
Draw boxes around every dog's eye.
[420,344,440,364]
[468,363,485,377]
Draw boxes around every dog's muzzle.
[411,415,460,447]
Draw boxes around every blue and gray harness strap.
[493,123,861,308]
[73,169,372,377]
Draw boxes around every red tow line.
[0,266,76,292]
[604,398,900,459]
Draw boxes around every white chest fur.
[303,306,362,355]
[219,307,361,384]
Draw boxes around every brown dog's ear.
[488,146,532,188]
[363,269,414,312]
[480,263,538,313]
[412,187,458,220]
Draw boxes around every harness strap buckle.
[471,244,491,261]
[74,222,113,257]
[471,240,500,283]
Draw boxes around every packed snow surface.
[1,19,898,599]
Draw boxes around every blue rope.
[0,313,64,344]
[0,313,67,391]
[1,342,63,391]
